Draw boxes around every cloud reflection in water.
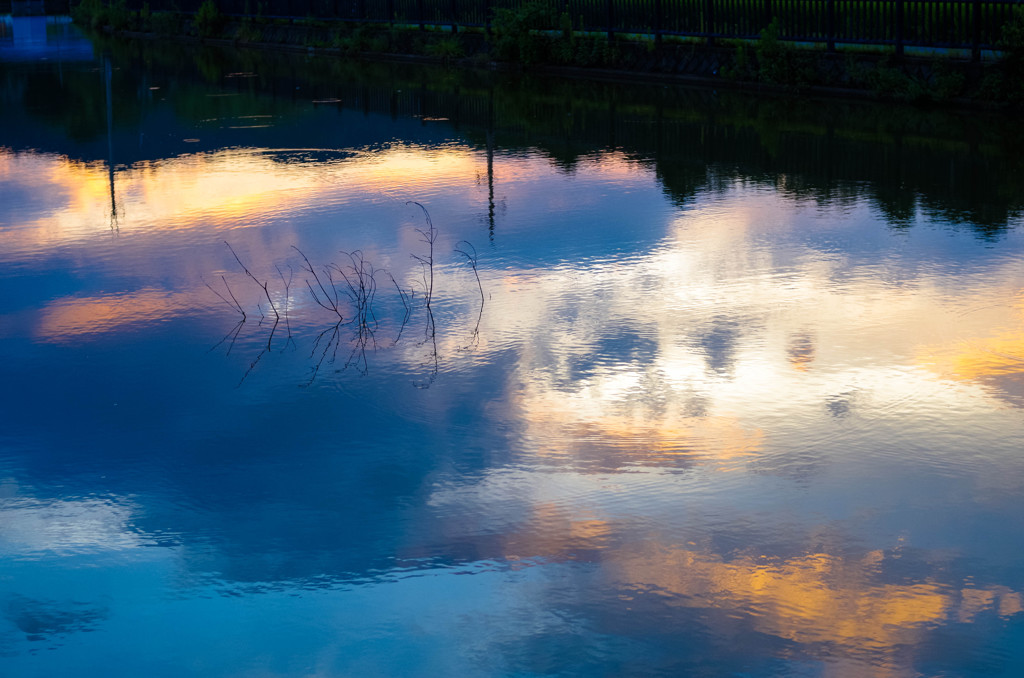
[3,94,1024,676]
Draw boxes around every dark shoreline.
[81,11,1022,111]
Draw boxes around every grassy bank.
[69,0,1024,106]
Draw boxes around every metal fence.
[26,0,1024,57]
[5,0,72,14]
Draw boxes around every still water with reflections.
[3,23,1024,677]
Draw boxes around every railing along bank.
[4,0,72,13]
[73,0,1024,60]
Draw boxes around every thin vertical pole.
[486,86,495,241]
[607,0,614,42]
[705,0,714,45]
[655,0,662,46]
[104,56,118,231]
[895,0,904,57]
[826,0,835,50]
[971,0,981,62]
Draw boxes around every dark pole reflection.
[104,54,118,232]
[487,85,495,241]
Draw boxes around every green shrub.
[551,33,616,68]
[754,19,813,89]
[867,57,928,102]
[150,10,181,35]
[194,0,224,39]
[71,0,131,31]
[331,23,390,55]
[991,7,1024,104]
[720,41,754,81]
[70,0,103,28]
[426,35,465,63]
[491,1,556,65]
[930,59,965,101]
[234,16,263,42]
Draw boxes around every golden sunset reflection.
[34,288,206,342]
[509,381,763,470]
[918,296,1024,406]
[612,545,1022,663]
[1,145,483,253]
[430,469,1023,670]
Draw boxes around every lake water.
[3,20,1024,677]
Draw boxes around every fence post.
[705,0,714,45]
[971,0,981,62]
[450,0,457,32]
[607,0,614,42]
[388,0,394,26]
[826,0,835,51]
[418,0,424,29]
[655,0,662,47]
[765,0,772,26]
[484,0,491,35]
[895,0,903,58]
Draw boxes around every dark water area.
[3,23,1024,677]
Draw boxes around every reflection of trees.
[465,77,1024,237]
[15,63,141,143]
[6,38,1023,238]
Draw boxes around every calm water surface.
[3,21,1024,677]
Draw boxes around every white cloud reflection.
[0,480,144,558]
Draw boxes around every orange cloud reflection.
[3,145,483,255]
[35,288,203,342]
[515,381,764,471]
[920,298,1024,406]
[504,502,612,559]
[611,545,1021,668]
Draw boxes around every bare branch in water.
[305,320,343,386]
[203,275,246,320]
[224,241,280,321]
[219,241,286,384]
[293,245,344,318]
[275,263,296,349]
[406,202,440,386]
[216,204,458,386]
[238,316,280,387]
[455,240,483,305]
[408,201,437,345]
[455,240,484,344]
[334,250,380,374]
[208,317,245,356]
[388,272,412,345]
